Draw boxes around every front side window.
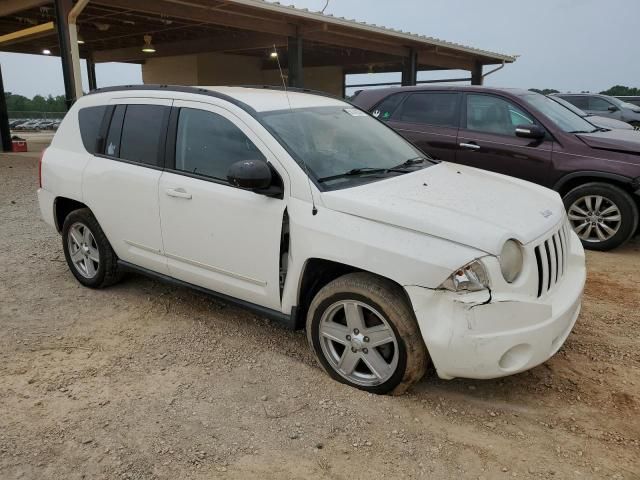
[261,106,427,189]
[522,93,597,133]
[465,94,535,136]
[175,108,265,181]
[589,96,614,112]
[394,92,460,127]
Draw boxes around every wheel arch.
[293,258,412,330]
[553,171,637,198]
[54,197,89,233]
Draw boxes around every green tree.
[600,85,640,96]
[529,88,560,95]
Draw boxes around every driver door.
[158,100,288,310]
[455,93,553,186]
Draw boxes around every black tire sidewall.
[62,210,108,288]
[563,183,639,251]
[309,291,408,395]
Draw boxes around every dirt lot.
[1,149,639,480]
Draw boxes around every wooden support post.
[288,35,303,88]
[54,0,76,109]
[0,64,12,152]
[401,48,418,86]
[471,60,483,85]
[87,57,97,91]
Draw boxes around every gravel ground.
[1,151,639,480]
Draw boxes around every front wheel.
[563,182,639,251]
[306,272,428,395]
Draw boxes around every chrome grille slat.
[534,223,569,298]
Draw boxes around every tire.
[306,272,428,395]
[629,121,640,131]
[563,182,639,251]
[61,208,121,288]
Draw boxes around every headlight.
[499,239,523,283]
[439,260,489,292]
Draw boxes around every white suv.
[38,85,586,394]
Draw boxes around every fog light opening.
[498,344,532,372]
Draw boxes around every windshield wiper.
[569,129,599,134]
[317,167,388,183]
[390,156,432,170]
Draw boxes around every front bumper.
[406,230,586,380]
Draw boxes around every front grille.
[534,223,570,297]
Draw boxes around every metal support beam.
[287,35,303,88]
[54,0,76,109]
[401,48,418,86]
[0,64,12,152]
[87,58,97,91]
[471,60,483,85]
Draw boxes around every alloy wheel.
[67,222,100,278]
[318,300,399,387]
[567,195,621,243]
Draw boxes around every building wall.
[142,52,344,97]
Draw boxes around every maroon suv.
[352,86,640,250]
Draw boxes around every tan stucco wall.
[142,52,344,97]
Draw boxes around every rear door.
[83,98,172,274]
[375,91,461,162]
[455,93,553,185]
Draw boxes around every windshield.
[522,93,597,133]
[549,95,587,117]
[608,96,640,110]
[260,106,429,188]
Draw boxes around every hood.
[586,115,634,131]
[320,163,564,255]
[577,129,640,154]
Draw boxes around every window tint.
[394,92,460,127]
[119,105,169,166]
[105,105,125,158]
[561,95,589,110]
[589,96,614,112]
[78,106,107,154]
[466,94,535,136]
[175,108,265,181]
[372,93,406,121]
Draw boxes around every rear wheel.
[306,272,428,395]
[62,208,121,288]
[630,121,640,131]
[563,182,638,251]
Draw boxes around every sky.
[1,0,638,98]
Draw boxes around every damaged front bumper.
[405,231,586,380]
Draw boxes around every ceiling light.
[270,51,278,59]
[42,49,51,55]
[141,34,155,53]
[77,33,85,44]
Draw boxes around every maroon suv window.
[393,92,460,128]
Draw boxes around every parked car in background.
[37,85,586,394]
[554,93,640,128]
[549,95,634,131]
[352,86,640,250]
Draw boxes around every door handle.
[165,188,192,199]
[459,142,481,151]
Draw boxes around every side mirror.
[515,124,546,140]
[227,160,283,198]
[607,105,619,112]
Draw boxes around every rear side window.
[78,106,107,154]
[174,108,265,181]
[393,92,460,127]
[105,105,125,158]
[561,95,589,110]
[119,105,169,166]
[371,93,406,121]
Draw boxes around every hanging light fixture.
[141,34,156,53]
[270,51,278,59]
[42,49,51,55]
[77,32,85,44]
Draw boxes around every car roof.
[86,84,348,113]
